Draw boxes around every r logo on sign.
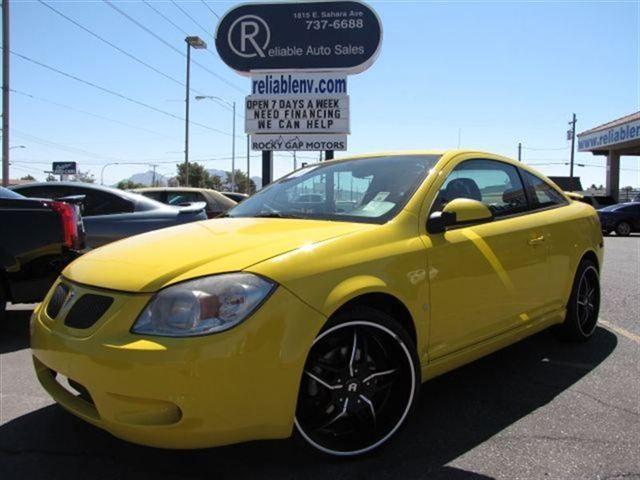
[228,15,271,58]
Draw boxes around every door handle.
[528,235,545,246]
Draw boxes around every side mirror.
[427,198,493,234]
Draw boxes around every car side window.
[66,188,134,216]
[143,191,164,202]
[434,159,528,218]
[520,170,568,210]
[167,192,204,205]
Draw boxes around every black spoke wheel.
[295,311,418,456]
[561,259,600,342]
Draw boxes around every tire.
[0,283,6,322]
[560,259,600,342]
[295,307,420,457]
[602,231,611,236]
[615,221,631,236]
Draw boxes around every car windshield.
[0,186,25,199]
[227,155,441,224]
[599,204,622,212]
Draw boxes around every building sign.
[52,162,77,175]
[251,134,348,151]
[578,117,640,152]
[245,95,350,134]
[215,1,382,75]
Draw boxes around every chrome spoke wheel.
[295,320,416,456]
[576,266,600,336]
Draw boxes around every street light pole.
[183,36,206,187]
[194,95,237,192]
[184,42,191,187]
[2,0,10,187]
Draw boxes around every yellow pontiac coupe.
[31,151,603,456]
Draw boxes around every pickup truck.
[0,187,85,318]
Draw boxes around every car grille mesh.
[46,283,69,319]
[64,294,113,329]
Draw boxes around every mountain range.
[120,169,262,189]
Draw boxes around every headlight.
[131,273,276,337]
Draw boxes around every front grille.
[64,294,113,329]
[46,283,69,319]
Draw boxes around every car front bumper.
[31,280,326,449]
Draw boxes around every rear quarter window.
[520,170,568,210]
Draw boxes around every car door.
[519,169,573,311]
[424,158,549,359]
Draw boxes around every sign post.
[215,0,382,186]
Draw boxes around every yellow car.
[31,150,603,456]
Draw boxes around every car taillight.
[50,201,78,249]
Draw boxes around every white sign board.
[251,134,347,151]
[245,95,349,134]
[250,73,347,96]
[578,118,640,152]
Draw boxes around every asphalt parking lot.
[1,236,638,480]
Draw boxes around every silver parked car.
[12,182,207,249]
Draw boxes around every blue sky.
[5,0,640,188]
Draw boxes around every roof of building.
[578,111,640,137]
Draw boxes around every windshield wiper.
[252,212,304,219]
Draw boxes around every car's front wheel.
[295,308,419,456]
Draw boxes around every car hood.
[63,218,371,293]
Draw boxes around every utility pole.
[518,142,522,162]
[151,164,158,187]
[2,0,10,187]
[568,113,577,184]
[231,101,236,192]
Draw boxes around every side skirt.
[421,308,565,383]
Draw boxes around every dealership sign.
[578,117,640,152]
[52,161,77,175]
[216,1,380,155]
[251,134,347,151]
[215,1,382,75]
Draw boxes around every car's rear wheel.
[615,221,631,236]
[295,308,419,457]
[560,259,600,342]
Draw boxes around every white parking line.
[599,319,640,344]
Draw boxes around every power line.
[12,129,125,162]
[12,88,181,141]
[200,0,221,19]
[103,0,243,94]
[36,0,197,93]
[143,0,189,36]
[6,48,230,135]
[171,0,215,41]
[522,146,569,151]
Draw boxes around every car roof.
[134,187,217,193]
[12,182,171,209]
